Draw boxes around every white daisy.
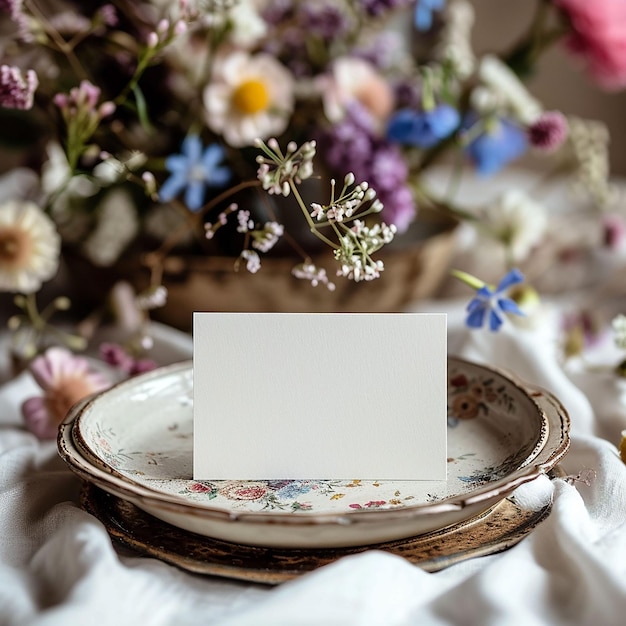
[203,51,294,147]
[0,200,61,293]
[481,189,547,263]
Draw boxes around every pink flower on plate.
[21,347,110,440]
[554,0,626,90]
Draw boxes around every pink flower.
[602,213,626,250]
[21,348,110,440]
[528,111,568,152]
[555,0,626,90]
[99,342,157,376]
[0,64,38,110]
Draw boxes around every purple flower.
[528,111,568,152]
[320,104,417,232]
[358,0,413,18]
[0,64,38,110]
[415,0,446,31]
[464,117,527,176]
[299,3,350,40]
[465,269,526,332]
[387,105,460,149]
[378,185,416,232]
[159,135,231,212]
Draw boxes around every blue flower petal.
[158,172,186,202]
[465,118,527,176]
[498,297,525,316]
[185,180,205,211]
[414,0,446,31]
[496,268,524,293]
[387,110,420,144]
[428,105,460,139]
[489,309,504,331]
[466,304,487,328]
[208,165,232,187]
[181,135,202,162]
[165,154,191,173]
[202,144,226,169]
[466,297,485,313]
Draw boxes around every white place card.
[193,313,447,480]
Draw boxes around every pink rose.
[554,0,626,89]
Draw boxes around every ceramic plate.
[58,358,569,548]
[80,473,562,584]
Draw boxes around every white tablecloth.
[1,302,626,626]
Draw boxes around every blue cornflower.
[465,269,526,332]
[159,135,231,211]
[387,105,460,149]
[464,117,527,176]
[414,0,446,31]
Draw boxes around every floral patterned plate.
[59,358,569,548]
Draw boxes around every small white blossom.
[255,138,316,196]
[136,285,168,310]
[480,190,547,263]
[291,262,335,291]
[475,55,542,124]
[310,176,378,223]
[435,0,476,79]
[612,315,626,350]
[240,249,261,273]
[334,221,397,282]
[251,221,284,252]
[237,209,254,233]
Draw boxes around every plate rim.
[58,358,569,527]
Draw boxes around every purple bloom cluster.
[358,0,415,18]
[299,3,351,41]
[0,65,38,110]
[321,104,417,231]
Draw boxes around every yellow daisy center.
[232,79,269,115]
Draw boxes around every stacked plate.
[58,356,570,560]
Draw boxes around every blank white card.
[193,312,447,480]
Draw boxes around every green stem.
[450,269,487,291]
[289,181,339,249]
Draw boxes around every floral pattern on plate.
[72,359,549,515]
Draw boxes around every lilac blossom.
[100,343,157,377]
[0,0,21,18]
[299,3,350,40]
[0,65,38,110]
[358,0,413,18]
[321,104,417,231]
[159,135,231,211]
[464,116,528,176]
[387,105,460,148]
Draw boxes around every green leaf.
[132,85,154,134]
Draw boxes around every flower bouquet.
[2,0,626,344]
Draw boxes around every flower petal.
[498,297,526,317]
[181,135,202,162]
[489,309,504,331]
[159,173,186,203]
[496,268,524,292]
[185,180,205,212]
[466,304,487,328]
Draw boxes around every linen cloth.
[1,305,626,626]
